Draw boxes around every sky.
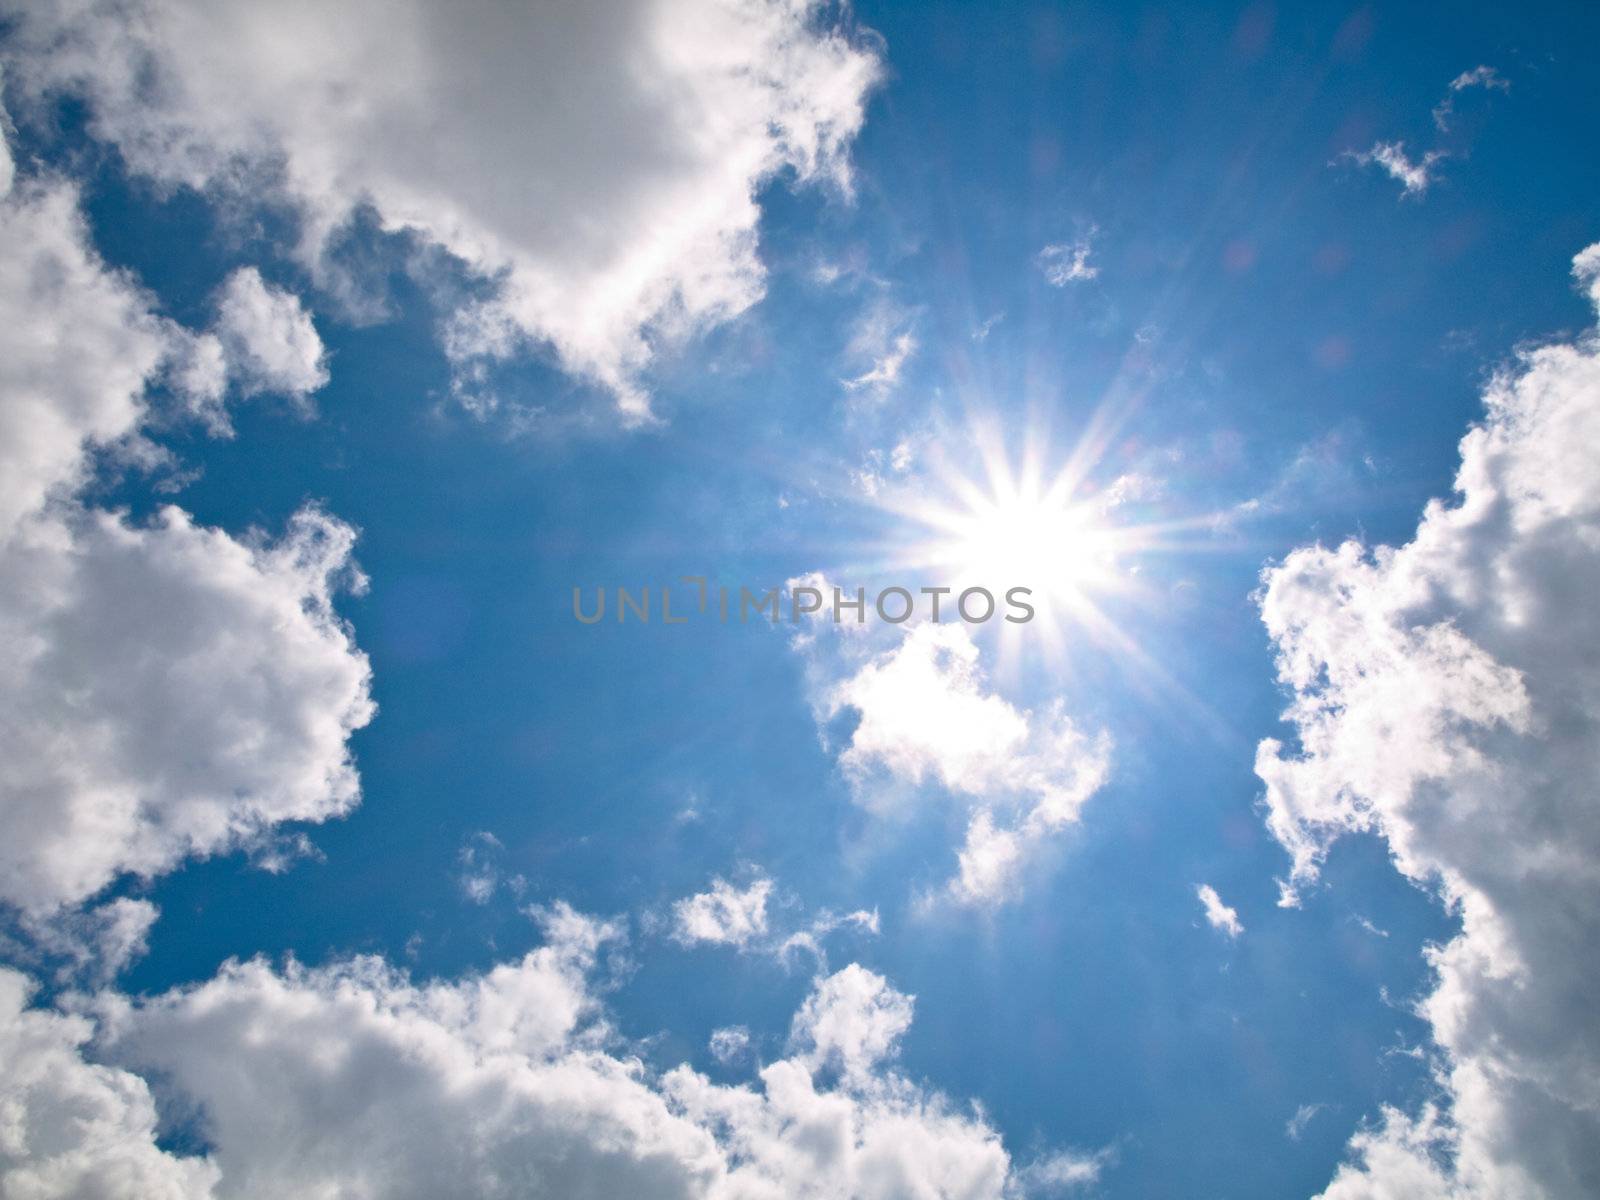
[1,2,1598,1198]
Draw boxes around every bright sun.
[932,485,1122,603]
[882,445,1137,627]
[854,426,1186,668]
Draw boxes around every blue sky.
[3,2,1599,1197]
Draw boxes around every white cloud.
[0,504,375,915]
[1433,66,1509,132]
[1012,1147,1112,1193]
[207,267,328,417]
[820,622,1111,906]
[0,967,220,1200]
[1575,244,1600,311]
[168,331,231,425]
[1287,1102,1327,1141]
[10,898,160,987]
[0,89,12,197]
[1195,884,1243,939]
[1343,141,1446,198]
[971,312,1004,341]
[1318,1105,1459,1200]
[0,171,168,540]
[841,299,917,399]
[0,908,1075,1199]
[789,962,912,1082]
[659,872,878,967]
[1257,244,1600,1196]
[708,1025,751,1066]
[1037,232,1098,285]
[0,122,374,919]
[456,831,504,905]
[775,907,880,969]
[5,0,881,422]
[671,875,774,949]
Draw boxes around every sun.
[838,419,1209,681]
[872,437,1142,640]
[926,480,1124,606]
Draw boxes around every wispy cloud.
[666,870,878,967]
[1014,1146,1117,1193]
[457,831,525,904]
[1343,141,1446,198]
[842,299,918,399]
[1196,883,1244,938]
[1433,65,1509,131]
[1352,914,1390,938]
[1038,229,1100,284]
[1287,1102,1327,1140]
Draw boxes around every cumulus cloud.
[1037,231,1099,285]
[0,504,375,915]
[4,0,881,421]
[0,169,169,539]
[671,875,774,949]
[176,267,329,433]
[1195,884,1243,939]
[820,622,1111,906]
[1257,244,1600,1196]
[0,113,373,920]
[7,898,160,987]
[1343,141,1446,198]
[789,962,912,1082]
[0,967,220,1199]
[0,907,1081,1199]
[0,90,11,195]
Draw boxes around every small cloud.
[1014,1145,1117,1193]
[1287,1102,1327,1140]
[708,1025,751,1065]
[666,871,879,968]
[777,907,879,969]
[1196,883,1244,938]
[852,440,916,499]
[843,332,915,396]
[249,830,325,874]
[673,791,704,824]
[1342,141,1446,198]
[972,311,1004,340]
[1038,229,1099,285]
[670,874,772,948]
[812,621,1111,908]
[1353,914,1391,938]
[1433,65,1509,131]
[457,831,504,904]
[1100,471,1163,511]
[811,260,845,286]
[842,299,918,399]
